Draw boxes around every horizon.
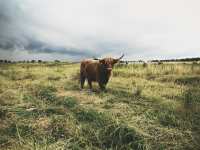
[1,56,200,62]
[1,0,200,60]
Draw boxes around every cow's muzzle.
[107,68,112,71]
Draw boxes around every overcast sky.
[0,0,200,61]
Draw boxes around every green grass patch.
[36,86,57,102]
[57,97,78,109]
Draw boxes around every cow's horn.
[117,54,124,60]
[93,56,99,60]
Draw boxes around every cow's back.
[80,59,99,81]
[80,60,91,73]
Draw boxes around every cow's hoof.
[87,89,94,94]
[103,90,107,93]
[100,88,107,92]
[102,90,107,93]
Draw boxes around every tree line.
[0,57,200,64]
[151,57,200,62]
[0,60,62,63]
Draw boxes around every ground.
[0,62,200,150]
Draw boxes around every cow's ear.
[113,59,119,64]
[99,59,105,64]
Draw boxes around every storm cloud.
[0,0,200,61]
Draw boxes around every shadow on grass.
[175,76,200,86]
[182,88,200,149]
[101,86,143,105]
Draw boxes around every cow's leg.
[99,82,106,91]
[80,73,85,89]
[88,80,93,91]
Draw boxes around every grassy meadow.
[0,62,200,150]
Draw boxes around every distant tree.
[119,60,128,65]
[138,60,143,63]
[31,60,35,63]
[0,60,3,63]
[151,60,159,62]
[143,62,148,67]
[151,57,200,63]
[38,60,42,63]
[4,60,8,63]
[54,60,60,63]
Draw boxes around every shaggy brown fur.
[80,54,124,91]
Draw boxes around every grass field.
[0,62,200,150]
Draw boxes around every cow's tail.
[80,62,86,89]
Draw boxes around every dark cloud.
[0,1,27,51]
[0,37,95,57]
[0,0,95,60]
[25,40,95,57]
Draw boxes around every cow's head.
[99,54,124,73]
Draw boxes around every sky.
[0,0,200,61]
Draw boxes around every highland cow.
[80,54,124,91]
